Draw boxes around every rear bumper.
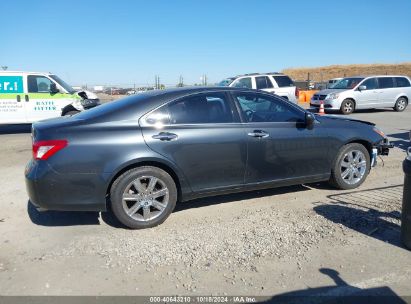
[25,159,108,212]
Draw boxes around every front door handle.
[16,95,21,102]
[25,95,29,102]
[247,130,269,138]
[152,132,178,141]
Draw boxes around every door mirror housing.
[50,82,59,94]
[305,112,315,129]
[358,85,366,91]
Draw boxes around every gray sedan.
[25,87,391,228]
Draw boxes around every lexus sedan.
[25,87,392,229]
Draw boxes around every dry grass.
[282,62,411,81]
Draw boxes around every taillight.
[32,140,68,160]
[295,87,300,98]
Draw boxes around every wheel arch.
[105,159,186,204]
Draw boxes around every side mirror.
[50,82,59,93]
[305,112,315,129]
[358,85,366,91]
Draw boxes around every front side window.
[145,92,235,125]
[332,77,364,89]
[273,76,294,87]
[255,76,273,89]
[232,77,252,89]
[27,75,53,93]
[234,93,303,123]
[395,77,411,87]
[360,78,378,90]
[378,77,394,89]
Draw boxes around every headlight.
[325,93,340,100]
[373,127,386,138]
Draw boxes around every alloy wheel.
[340,150,367,185]
[122,176,169,221]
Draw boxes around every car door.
[25,75,63,122]
[0,74,26,123]
[355,77,379,108]
[255,76,275,94]
[231,91,330,183]
[377,77,396,107]
[140,91,247,192]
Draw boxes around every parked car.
[0,71,100,123]
[310,75,411,114]
[219,73,299,103]
[25,87,392,229]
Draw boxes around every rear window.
[272,76,294,87]
[395,77,411,87]
[377,77,394,89]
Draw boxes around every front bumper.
[371,138,393,167]
[310,99,341,110]
[377,138,393,156]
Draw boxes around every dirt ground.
[0,104,410,300]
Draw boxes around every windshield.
[218,78,235,86]
[49,75,76,94]
[331,77,364,89]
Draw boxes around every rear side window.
[272,76,294,87]
[150,92,235,125]
[255,76,273,89]
[395,77,411,87]
[361,78,378,90]
[377,77,394,89]
[232,77,252,89]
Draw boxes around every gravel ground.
[0,105,410,298]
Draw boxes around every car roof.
[225,72,287,79]
[0,71,51,75]
[345,75,410,78]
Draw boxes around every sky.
[1,0,411,86]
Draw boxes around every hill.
[282,63,411,82]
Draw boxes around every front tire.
[393,97,408,112]
[329,143,370,190]
[110,166,177,229]
[340,99,355,115]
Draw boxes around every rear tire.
[329,143,370,190]
[393,97,408,112]
[110,166,177,229]
[340,99,355,115]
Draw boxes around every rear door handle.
[25,95,29,102]
[247,130,269,138]
[16,95,21,102]
[152,132,178,141]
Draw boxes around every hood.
[317,114,375,126]
[76,90,98,100]
[315,88,349,95]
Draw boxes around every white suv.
[219,73,298,103]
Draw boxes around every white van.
[0,71,100,124]
[310,75,411,114]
